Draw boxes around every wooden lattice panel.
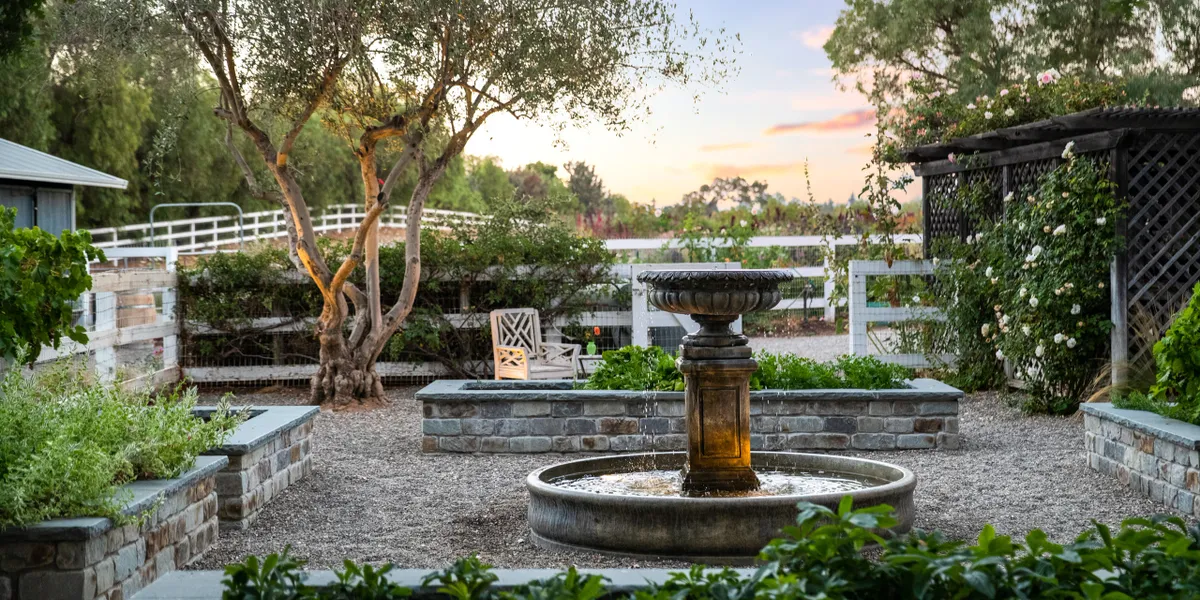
[924,173,961,250]
[1010,159,1058,195]
[965,167,1004,222]
[1125,132,1200,373]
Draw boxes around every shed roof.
[903,106,1200,163]
[0,138,128,189]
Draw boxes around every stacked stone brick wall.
[0,455,226,600]
[1083,403,1200,519]
[417,379,962,453]
[198,407,317,531]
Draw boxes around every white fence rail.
[88,204,488,252]
[848,259,951,369]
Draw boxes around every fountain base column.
[677,337,760,496]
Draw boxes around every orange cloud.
[792,26,834,49]
[764,109,876,136]
[697,161,809,180]
[846,143,875,156]
[699,142,753,152]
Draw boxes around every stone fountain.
[526,269,917,560]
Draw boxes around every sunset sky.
[468,0,893,208]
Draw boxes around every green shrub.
[0,207,104,361]
[1114,281,1200,424]
[0,359,241,526]
[223,498,1200,599]
[584,346,911,391]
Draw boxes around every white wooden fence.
[848,259,951,368]
[88,204,489,252]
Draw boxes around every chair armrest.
[540,343,581,365]
[496,345,528,365]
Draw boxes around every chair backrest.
[490,308,542,355]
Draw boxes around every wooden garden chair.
[490,308,580,380]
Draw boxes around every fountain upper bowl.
[637,269,794,316]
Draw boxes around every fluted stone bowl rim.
[528,451,915,506]
[636,269,795,290]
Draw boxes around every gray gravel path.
[191,387,1179,571]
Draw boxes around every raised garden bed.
[194,406,318,531]
[1082,403,1200,518]
[0,455,226,600]
[416,379,962,453]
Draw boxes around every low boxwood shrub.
[223,498,1200,599]
[584,346,911,391]
[0,359,241,527]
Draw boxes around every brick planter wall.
[196,406,318,531]
[1082,403,1200,518]
[416,379,963,453]
[0,455,227,600]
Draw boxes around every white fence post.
[848,261,868,356]
[823,238,836,322]
[846,259,950,368]
[94,292,117,382]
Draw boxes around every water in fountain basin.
[550,469,879,498]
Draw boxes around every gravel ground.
[748,334,846,363]
[191,387,1179,570]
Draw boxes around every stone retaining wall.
[196,406,318,531]
[1082,403,1200,519]
[416,379,963,453]
[0,455,227,600]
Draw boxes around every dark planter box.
[195,406,318,531]
[1082,403,1200,518]
[0,455,227,600]
[416,379,963,453]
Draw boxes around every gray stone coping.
[1081,403,1200,449]
[134,567,757,599]
[194,405,319,455]
[0,455,228,542]
[415,378,963,403]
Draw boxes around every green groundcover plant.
[223,498,1200,599]
[0,358,241,527]
[583,346,911,392]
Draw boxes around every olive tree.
[68,0,735,404]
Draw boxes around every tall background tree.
[59,0,735,404]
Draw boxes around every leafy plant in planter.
[1116,282,1200,424]
[224,498,1200,599]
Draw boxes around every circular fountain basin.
[527,452,915,561]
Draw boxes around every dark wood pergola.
[905,107,1200,385]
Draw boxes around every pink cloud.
[764,109,877,136]
[792,25,834,49]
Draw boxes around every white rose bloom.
[985,111,994,119]
[1018,222,1026,231]
[1054,333,1064,344]
[991,277,998,284]
[967,103,977,110]
[996,349,1004,360]
[1004,108,1015,117]
[1061,141,1075,159]
[1044,225,1052,233]
[1029,297,1039,308]
[912,295,920,303]
[1067,337,1077,349]
[985,266,994,277]
[1031,245,1043,258]
[1003,192,1014,202]
[1000,314,1010,325]
[1053,224,1066,236]
[1035,344,1045,357]
[981,324,991,336]
[739,220,748,227]
[1096,217,1106,225]
[1022,325,1031,336]
[1019,287,1028,297]
[1071,304,1081,315]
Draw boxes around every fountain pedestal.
[677,315,759,495]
